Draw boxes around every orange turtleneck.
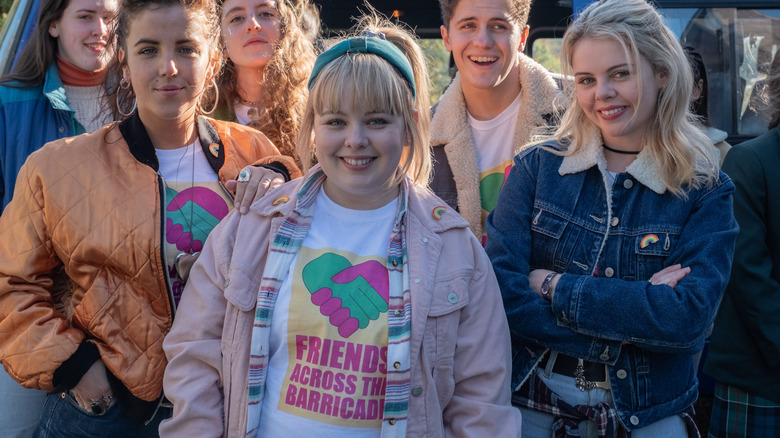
[56,55,107,87]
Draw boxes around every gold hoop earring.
[116,78,136,118]
[200,78,219,115]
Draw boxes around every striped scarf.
[246,167,412,437]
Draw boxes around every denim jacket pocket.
[424,275,470,408]
[633,231,678,280]
[531,206,581,272]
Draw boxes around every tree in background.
[420,38,451,105]
[532,38,562,74]
[0,0,13,29]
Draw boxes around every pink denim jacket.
[159,178,521,437]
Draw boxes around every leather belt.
[540,353,609,390]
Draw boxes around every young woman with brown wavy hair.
[214,0,317,163]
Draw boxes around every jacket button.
[394,309,403,316]
[623,179,634,189]
[630,415,640,425]
[599,352,609,361]
[447,293,458,304]
[393,361,401,369]
[392,260,398,267]
[59,126,65,133]
[225,278,230,287]
[617,369,627,379]
[611,217,619,227]
[604,267,614,277]
[414,278,421,284]
[388,418,397,425]
[422,237,428,243]
[411,386,423,397]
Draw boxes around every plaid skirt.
[709,383,780,437]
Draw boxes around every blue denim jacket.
[485,137,738,430]
[0,63,83,210]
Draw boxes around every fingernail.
[241,206,248,214]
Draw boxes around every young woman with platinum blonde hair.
[486,0,738,435]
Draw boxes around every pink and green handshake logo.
[302,253,389,339]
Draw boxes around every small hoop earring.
[200,78,219,115]
[116,78,136,118]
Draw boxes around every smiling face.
[49,0,117,71]
[572,37,666,150]
[314,87,406,210]
[220,0,281,74]
[440,0,528,100]
[120,5,216,130]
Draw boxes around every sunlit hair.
[1,0,113,87]
[104,0,222,120]
[352,13,431,172]
[216,0,317,163]
[438,0,531,29]
[297,42,431,187]
[556,0,717,197]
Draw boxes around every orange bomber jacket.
[0,114,300,405]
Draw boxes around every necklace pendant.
[247,107,260,120]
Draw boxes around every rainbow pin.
[432,206,446,220]
[272,196,289,205]
[640,234,659,248]
[209,143,220,157]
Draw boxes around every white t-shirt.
[156,141,233,307]
[468,91,523,245]
[257,189,397,436]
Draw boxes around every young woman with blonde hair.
[161,23,519,437]
[486,0,738,435]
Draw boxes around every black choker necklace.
[602,144,640,155]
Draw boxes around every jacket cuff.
[52,341,100,390]
[253,155,302,181]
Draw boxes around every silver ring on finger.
[261,177,272,184]
[238,169,251,182]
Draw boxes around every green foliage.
[0,0,13,30]
[532,38,563,73]
[419,38,452,105]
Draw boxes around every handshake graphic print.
[302,253,390,338]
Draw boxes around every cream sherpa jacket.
[430,53,562,238]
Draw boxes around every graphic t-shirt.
[156,141,233,307]
[469,91,523,245]
[257,189,397,437]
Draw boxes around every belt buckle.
[574,359,609,391]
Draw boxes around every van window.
[679,8,780,138]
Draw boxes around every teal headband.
[307,35,417,99]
